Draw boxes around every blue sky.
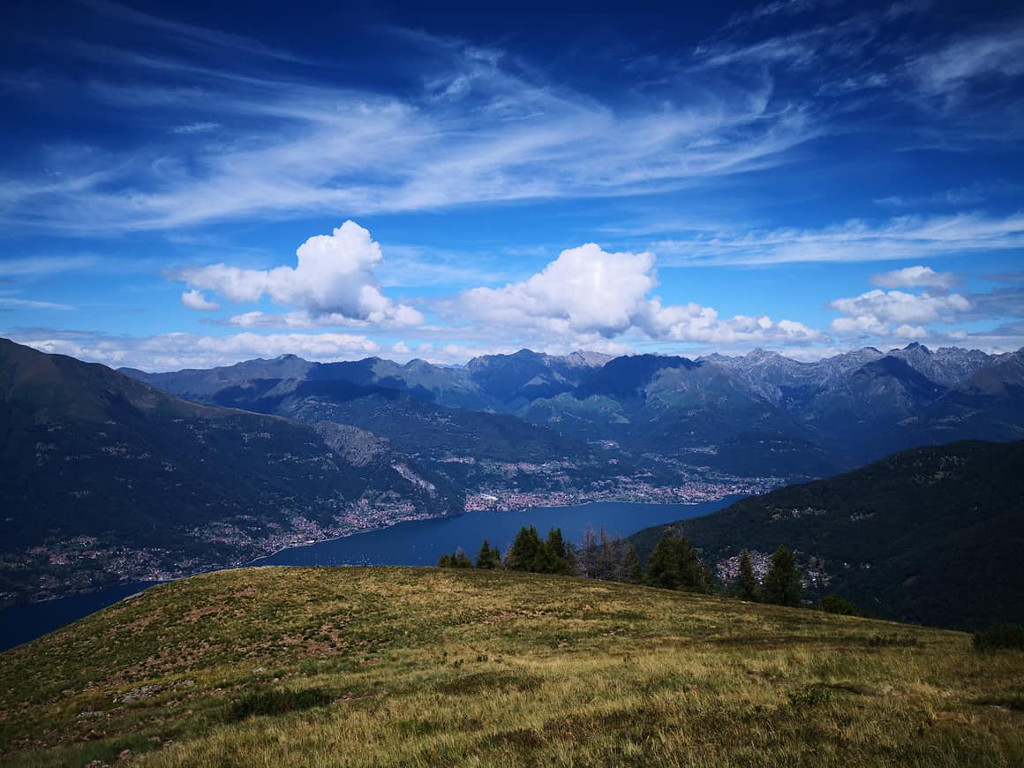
[1,0,1022,370]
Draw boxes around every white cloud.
[180,289,220,311]
[19,331,380,372]
[894,324,928,339]
[0,30,815,232]
[653,212,1024,266]
[911,27,1024,96]
[870,265,957,290]
[0,297,75,310]
[80,0,308,64]
[643,301,821,345]
[460,244,657,338]
[457,242,821,347]
[170,121,220,134]
[179,221,424,327]
[830,289,970,326]
[0,255,99,277]
[829,288,971,337]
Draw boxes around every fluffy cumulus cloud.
[643,301,820,345]
[179,222,424,327]
[458,243,821,346]
[460,244,657,338]
[830,289,971,337]
[870,265,957,290]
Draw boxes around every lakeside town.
[0,472,784,608]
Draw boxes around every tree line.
[438,526,848,610]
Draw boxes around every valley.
[4,337,1024,616]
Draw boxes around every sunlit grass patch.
[2,566,1022,768]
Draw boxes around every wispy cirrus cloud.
[0,297,76,311]
[169,121,221,135]
[651,212,1024,266]
[726,0,838,28]
[910,25,1024,97]
[75,0,311,64]
[0,255,100,278]
[695,1,923,73]
[0,14,818,232]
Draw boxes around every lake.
[0,497,739,652]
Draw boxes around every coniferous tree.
[645,536,713,593]
[506,526,544,571]
[439,548,473,568]
[761,545,802,607]
[736,549,758,602]
[619,544,643,584]
[545,528,571,575]
[645,537,678,589]
[476,540,502,569]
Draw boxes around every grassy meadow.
[1,566,1022,767]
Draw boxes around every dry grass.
[1,566,1022,767]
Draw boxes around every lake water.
[0,497,739,652]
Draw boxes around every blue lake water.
[0,497,739,653]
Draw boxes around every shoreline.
[0,494,744,653]
[7,493,749,609]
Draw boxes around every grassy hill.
[2,567,1022,767]
[629,440,1024,631]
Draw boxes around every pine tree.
[619,544,643,584]
[476,539,501,569]
[736,549,758,602]
[545,528,571,574]
[645,536,712,592]
[438,553,454,568]
[506,526,544,571]
[761,545,802,607]
[453,549,473,568]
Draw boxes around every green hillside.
[628,440,1024,630]
[0,338,461,607]
[2,567,1022,767]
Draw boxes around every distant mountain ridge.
[6,335,1024,614]
[121,342,1024,478]
[125,348,613,413]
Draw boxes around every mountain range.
[4,335,1024,610]
[125,342,1024,477]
